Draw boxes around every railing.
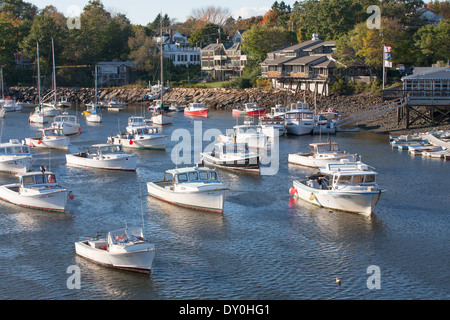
[383,89,450,101]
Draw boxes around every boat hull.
[25,137,69,150]
[0,184,69,212]
[201,152,260,173]
[184,109,208,117]
[65,153,137,171]
[152,114,172,125]
[292,180,385,216]
[147,182,228,213]
[29,113,49,124]
[285,122,314,136]
[108,135,167,150]
[246,109,266,116]
[75,241,156,274]
[85,113,102,123]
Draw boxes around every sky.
[26,0,278,25]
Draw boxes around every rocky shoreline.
[6,86,448,135]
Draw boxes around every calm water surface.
[0,105,448,300]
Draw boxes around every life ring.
[309,193,315,201]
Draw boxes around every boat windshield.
[176,170,218,183]
[337,174,376,185]
[2,146,29,154]
[22,173,57,186]
[317,144,340,153]
[223,143,249,154]
[100,145,123,153]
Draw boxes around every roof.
[303,41,336,52]
[284,55,327,66]
[402,67,450,81]
[262,56,297,66]
[97,61,134,66]
[312,59,337,68]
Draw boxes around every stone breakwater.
[7,86,444,134]
[7,86,382,111]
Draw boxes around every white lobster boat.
[147,166,229,213]
[285,102,314,136]
[259,115,286,137]
[0,169,72,212]
[29,106,50,124]
[75,227,156,274]
[25,127,70,150]
[200,142,260,173]
[65,144,137,171]
[107,126,167,150]
[0,140,33,173]
[288,141,357,168]
[51,113,81,135]
[290,160,386,216]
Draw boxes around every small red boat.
[184,103,208,117]
[244,103,266,116]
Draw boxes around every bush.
[331,76,353,94]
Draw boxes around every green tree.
[414,20,450,65]
[241,25,296,63]
[188,23,226,47]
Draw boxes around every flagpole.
[382,45,385,90]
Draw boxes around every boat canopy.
[130,126,160,135]
[54,115,77,122]
[0,143,30,155]
[215,142,250,154]
[310,142,341,153]
[92,144,124,154]
[165,167,219,184]
[107,228,145,245]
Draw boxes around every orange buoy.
[289,187,297,195]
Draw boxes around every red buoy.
[289,187,297,195]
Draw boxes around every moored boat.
[184,103,208,117]
[200,142,260,173]
[75,227,156,274]
[0,169,72,212]
[25,127,70,150]
[51,113,81,135]
[243,102,266,116]
[290,160,386,216]
[66,144,137,171]
[288,141,357,168]
[107,126,167,150]
[285,102,314,136]
[147,166,229,213]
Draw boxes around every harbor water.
[0,105,448,300]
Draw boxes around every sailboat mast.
[160,13,163,107]
[95,65,98,105]
[51,38,57,106]
[37,42,41,105]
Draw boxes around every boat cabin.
[128,116,146,127]
[271,104,288,115]
[41,127,65,138]
[212,142,251,156]
[163,167,219,184]
[188,103,206,109]
[290,102,310,111]
[0,140,30,155]
[54,114,77,123]
[316,161,378,190]
[19,171,58,188]
[309,142,342,154]
[90,144,124,155]
[128,126,160,136]
[244,103,259,110]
